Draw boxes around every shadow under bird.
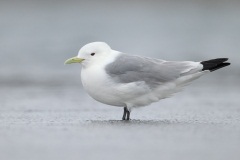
[65,42,230,120]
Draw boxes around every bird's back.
[105,54,203,89]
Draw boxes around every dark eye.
[91,53,95,56]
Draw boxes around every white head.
[65,42,112,67]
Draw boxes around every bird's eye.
[91,53,95,56]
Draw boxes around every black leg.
[126,110,130,120]
[122,107,127,120]
[122,107,130,120]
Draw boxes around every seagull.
[65,42,230,120]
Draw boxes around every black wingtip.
[209,62,230,72]
[201,58,230,72]
[201,58,228,64]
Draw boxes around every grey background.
[0,0,239,160]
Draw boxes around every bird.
[65,42,230,120]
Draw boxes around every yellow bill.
[64,56,85,64]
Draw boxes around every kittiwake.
[65,42,230,120]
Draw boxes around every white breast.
[80,51,130,107]
[81,65,124,106]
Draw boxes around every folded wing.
[105,54,202,88]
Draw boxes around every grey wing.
[105,54,202,88]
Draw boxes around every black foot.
[122,107,130,120]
